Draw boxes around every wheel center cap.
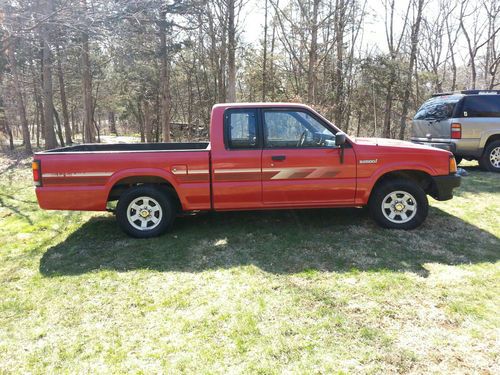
[395,202,405,211]
[140,209,150,218]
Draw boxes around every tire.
[368,179,428,230]
[479,140,500,172]
[116,185,176,238]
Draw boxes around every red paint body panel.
[36,150,211,211]
[261,147,356,205]
[34,103,454,213]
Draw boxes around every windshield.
[414,97,460,121]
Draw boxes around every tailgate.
[412,118,451,139]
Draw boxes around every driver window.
[263,110,335,148]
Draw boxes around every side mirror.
[335,132,347,146]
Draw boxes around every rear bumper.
[430,174,461,201]
[411,139,456,153]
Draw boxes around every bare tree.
[159,9,171,142]
[227,0,237,102]
[460,0,500,89]
[6,35,32,153]
[399,0,425,139]
[41,0,58,149]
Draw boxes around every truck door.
[211,108,263,210]
[261,109,356,206]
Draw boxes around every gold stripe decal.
[264,167,339,180]
[213,167,339,179]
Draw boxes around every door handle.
[272,155,286,161]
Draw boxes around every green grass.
[0,154,499,373]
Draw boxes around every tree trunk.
[382,87,393,138]
[53,106,65,147]
[56,44,72,145]
[262,0,268,101]
[0,100,14,150]
[398,0,425,140]
[82,0,95,143]
[269,1,278,101]
[108,111,117,135]
[307,0,320,104]
[7,36,32,153]
[227,0,237,102]
[159,11,171,142]
[144,101,153,142]
[71,107,78,137]
[81,35,94,142]
[41,0,58,150]
[333,0,346,129]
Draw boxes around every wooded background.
[1,0,499,152]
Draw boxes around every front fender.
[357,162,439,204]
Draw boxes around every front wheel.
[116,185,176,238]
[369,179,428,229]
[479,140,500,172]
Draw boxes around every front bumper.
[430,174,461,201]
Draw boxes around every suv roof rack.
[432,90,500,97]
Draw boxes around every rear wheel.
[479,140,500,172]
[369,179,428,229]
[116,185,176,238]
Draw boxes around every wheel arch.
[106,170,183,211]
[368,169,436,203]
[480,132,500,150]
[479,135,500,171]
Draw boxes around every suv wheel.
[116,185,176,238]
[480,140,500,172]
[369,179,428,229]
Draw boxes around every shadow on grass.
[0,195,34,225]
[40,206,499,277]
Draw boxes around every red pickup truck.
[33,103,460,237]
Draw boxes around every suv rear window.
[462,95,500,117]
[414,98,459,121]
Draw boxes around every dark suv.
[411,90,500,172]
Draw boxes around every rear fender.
[105,168,185,207]
[479,130,500,149]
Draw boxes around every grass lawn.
[0,152,499,374]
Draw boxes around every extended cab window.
[225,109,258,148]
[263,110,335,148]
[414,98,459,121]
[462,95,500,117]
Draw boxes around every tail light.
[451,123,461,139]
[449,155,457,174]
[32,160,42,186]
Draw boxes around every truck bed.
[35,144,211,212]
[41,142,210,153]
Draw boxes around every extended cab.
[33,103,461,237]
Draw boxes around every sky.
[239,0,448,54]
[239,0,403,52]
